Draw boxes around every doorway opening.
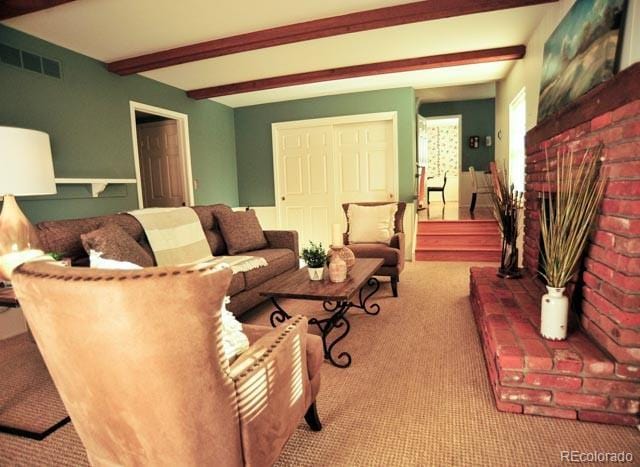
[129,101,194,209]
[418,115,461,205]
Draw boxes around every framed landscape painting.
[538,0,627,122]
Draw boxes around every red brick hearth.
[470,63,640,426]
[471,268,639,425]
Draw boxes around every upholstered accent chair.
[12,262,323,467]
[341,202,406,297]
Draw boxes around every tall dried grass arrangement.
[490,164,523,277]
[540,147,607,288]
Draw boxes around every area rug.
[1,262,638,466]
[0,334,69,439]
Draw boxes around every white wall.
[495,0,640,168]
[416,82,496,103]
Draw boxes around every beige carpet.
[0,334,68,432]
[1,262,638,466]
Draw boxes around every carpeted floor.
[1,262,638,466]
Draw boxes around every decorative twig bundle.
[540,147,607,287]
[490,165,524,278]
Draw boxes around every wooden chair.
[469,166,493,212]
[427,171,447,204]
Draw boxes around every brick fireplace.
[470,62,640,425]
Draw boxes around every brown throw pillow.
[216,210,268,255]
[81,224,154,267]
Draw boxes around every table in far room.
[260,258,384,369]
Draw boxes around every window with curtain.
[425,117,459,178]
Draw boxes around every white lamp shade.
[0,126,56,196]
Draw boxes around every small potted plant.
[301,241,328,281]
[539,147,606,340]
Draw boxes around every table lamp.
[0,126,56,280]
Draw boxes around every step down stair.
[416,220,501,262]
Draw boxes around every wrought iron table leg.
[268,285,380,369]
[323,301,340,313]
[269,297,291,327]
[309,301,352,368]
[353,277,381,315]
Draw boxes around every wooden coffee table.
[260,258,384,368]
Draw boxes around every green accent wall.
[418,98,495,171]
[234,87,417,206]
[0,25,238,223]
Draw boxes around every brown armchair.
[12,262,323,467]
[342,202,406,297]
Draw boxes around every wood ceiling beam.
[108,0,554,75]
[187,45,526,100]
[0,0,76,20]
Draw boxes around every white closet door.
[276,125,334,251]
[334,119,396,208]
[273,114,398,250]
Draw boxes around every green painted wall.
[418,98,495,171]
[234,87,417,206]
[0,25,238,223]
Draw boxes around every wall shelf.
[55,178,137,198]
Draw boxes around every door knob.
[281,196,285,201]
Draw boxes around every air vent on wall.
[0,43,61,79]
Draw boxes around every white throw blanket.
[128,208,260,362]
[128,207,267,273]
[220,296,249,362]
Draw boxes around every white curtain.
[426,122,459,178]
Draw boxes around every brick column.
[524,68,640,370]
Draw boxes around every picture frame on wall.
[538,0,628,123]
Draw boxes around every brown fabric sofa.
[12,262,323,467]
[35,204,299,317]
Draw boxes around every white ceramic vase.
[540,286,569,340]
[308,267,324,281]
[328,255,347,283]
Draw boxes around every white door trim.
[129,101,194,209]
[272,111,399,228]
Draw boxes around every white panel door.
[136,120,185,207]
[334,120,396,210]
[277,126,334,251]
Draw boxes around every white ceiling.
[215,62,510,108]
[3,1,548,108]
[415,82,497,103]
